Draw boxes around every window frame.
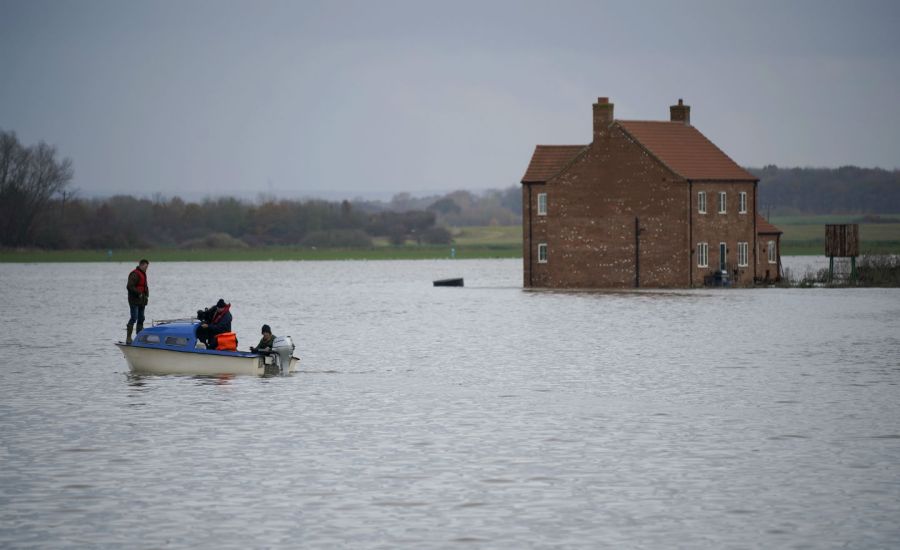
[718,191,727,214]
[768,240,777,263]
[165,336,190,347]
[698,191,707,214]
[719,242,728,272]
[697,242,708,268]
[737,242,749,267]
[739,192,747,214]
[537,192,547,216]
[537,243,548,263]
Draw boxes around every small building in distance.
[520,96,782,288]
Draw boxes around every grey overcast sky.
[1,0,898,200]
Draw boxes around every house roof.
[616,121,757,181]
[757,214,783,234]
[521,145,586,183]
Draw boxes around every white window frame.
[718,191,727,214]
[768,240,776,264]
[739,192,747,214]
[697,242,708,268]
[538,243,548,263]
[537,192,547,216]
[698,191,707,214]
[737,242,749,267]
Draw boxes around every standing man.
[126,259,150,344]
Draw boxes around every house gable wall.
[525,125,691,288]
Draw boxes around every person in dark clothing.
[197,298,232,348]
[250,324,276,354]
[194,302,217,347]
[125,259,150,344]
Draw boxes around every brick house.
[520,96,781,288]
[756,214,783,283]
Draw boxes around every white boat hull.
[117,343,299,376]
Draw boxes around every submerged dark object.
[433,278,464,287]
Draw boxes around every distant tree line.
[0,129,524,249]
[754,165,900,216]
[0,187,522,250]
[355,187,522,227]
[7,193,465,250]
[5,129,899,250]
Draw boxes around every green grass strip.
[0,244,523,263]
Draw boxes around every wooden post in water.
[825,224,859,284]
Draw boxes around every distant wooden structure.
[825,224,859,282]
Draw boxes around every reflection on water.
[1,259,899,548]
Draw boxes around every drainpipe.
[527,184,533,287]
[634,216,642,288]
[777,235,784,281]
[689,180,693,288]
[753,180,758,283]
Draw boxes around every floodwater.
[1,258,899,549]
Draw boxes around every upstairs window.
[537,192,547,216]
[739,192,747,214]
[538,243,548,263]
[698,191,707,214]
[697,242,709,267]
[718,192,727,214]
[737,242,749,266]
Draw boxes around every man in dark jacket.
[126,259,150,344]
[198,298,232,348]
[250,324,276,353]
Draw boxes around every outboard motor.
[270,335,295,374]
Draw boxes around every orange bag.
[215,332,238,351]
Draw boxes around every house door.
[719,242,727,272]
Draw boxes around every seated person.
[196,298,232,348]
[250,324,276,354]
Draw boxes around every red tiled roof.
[521,145,586,183]
[617,121,756,181]
[757,214,783,234]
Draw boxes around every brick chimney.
[593,97,614,141]
[670,98,690,125]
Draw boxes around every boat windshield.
[136,326,195,348]
[165,336,190,346]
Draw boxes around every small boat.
[433,277,464,287]
[116,319,300,376]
